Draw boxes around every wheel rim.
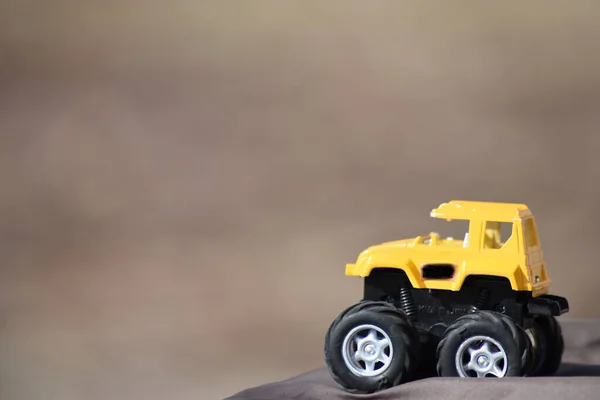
[341,324,394,377]
[455,335,508,378]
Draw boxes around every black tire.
[436,311,527,378]
[530,315,564,376]
[493,313,532,376]
[324,301,419,393]
[523,319,547,376]
[520,326,537,376]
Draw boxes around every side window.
[483,221,513,250]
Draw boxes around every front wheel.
[324,301,419,393]
[436,311,527,378]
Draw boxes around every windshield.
[425,218,470,241]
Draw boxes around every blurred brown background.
[1,1,600,399]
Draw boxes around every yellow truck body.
[345,200,550,296]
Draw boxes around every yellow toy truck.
[324,200,569,393]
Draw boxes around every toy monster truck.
[324,200,569,393]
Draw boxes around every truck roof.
[430,200,532,221]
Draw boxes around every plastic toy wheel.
[436,311,528,378]
[494,312,534,377]
[324,301,419,393]
[529,315,564,376]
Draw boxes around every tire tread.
[435,311,526,377]
[324,300,419,393]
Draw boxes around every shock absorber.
[399,285,417,320]
[475,287,491,310]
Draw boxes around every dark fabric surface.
[226,318,600,400]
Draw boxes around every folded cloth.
[225,318,600,400]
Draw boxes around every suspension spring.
[475,287,491,310]
[399,286,417,319]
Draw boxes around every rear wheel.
[494,312,533,376]
[324,301,419,393]
[529,315,564,376]
[436,311,528,378]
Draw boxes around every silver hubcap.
[341,324,393,377]
[455,335,508,378]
